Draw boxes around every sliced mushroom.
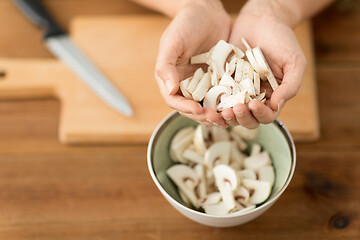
[192,72,211,101]
[250,143,261,156]
[253,72,261,95]
[193,124,210,154]
[229,130,248,151]
[179,189,192,208]
[209,64,220,86]
[234,58,244,83]
[232,125,259,140]
[225,57,237,76]
[257,165,275,187]
[194,164,207,199]
[186,68,204,94]
[210,126,230,142]
[190,52,209,64]
[244,151,271,170]
[200,192,222,206]
[219,72,236,89]
[229,203,256,215]
[231,44,245,59]
[203,201,229,216]
[217,91,248,111]
[204,141,231,169]
[170,127,195,163]
[230,142,246,169]
[179,77,192,99]
[242,179,271,205]
[252,47,279,90]
[242,61,254,82]
[183,149,204,164]
[210,40,234,78]
[238,169,257,180]
[239,77,256,96]
[213,164,238,211]
[234,186,250,205]
[166,164,200,208]
[203,85,231,110]
[254,91,266,101]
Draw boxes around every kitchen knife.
[13,0,133,117]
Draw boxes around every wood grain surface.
[0,17,318,143]
[0,0,359,239]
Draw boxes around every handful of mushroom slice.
[180,39,279,112]
[166,124,275,216]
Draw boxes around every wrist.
[242,0,303,28]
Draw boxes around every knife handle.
[13,0,64,38]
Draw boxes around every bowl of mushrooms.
[147,112,296,227]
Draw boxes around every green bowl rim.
[147,111,296,219]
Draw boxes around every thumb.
[270,61,306,112]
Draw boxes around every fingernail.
[235,111,244,117]
[224,117,232,121]
[277,99,285,112]
[165,80,174,95]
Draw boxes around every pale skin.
[132,0,335,129]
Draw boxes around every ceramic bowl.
[147,111,296,227]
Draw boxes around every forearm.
[244,0,336,28]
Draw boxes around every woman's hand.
[154,0,231,128]
[221,0,307,129]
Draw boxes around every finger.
[203,108,228,128]
[270,57,307,111]
[221,108,239,126]
[178,111,213,126]
[155,32,182,95]
[233,104,260,129]
[248,100,278,124]
[155,75,203,114]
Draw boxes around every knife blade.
[13,0,133,117]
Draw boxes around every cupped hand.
[154,0,231,128]
[221,0,307,129]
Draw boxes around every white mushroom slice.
[230,142,246,168]
[213,164,238,211]
[244,152,271,170]
[204,142,231,169]
[167,164,200,208]
[231,44,245,59]
[203,85,231,110]
[229,131,248,151]
[179,189,192,207]
[254,91,266,101]
[193,124,210,154]
[180,77,192,99]
[225,57,237,75]
[257,166,275,187]
[246,48,265,79]
[210,40,235,78]
[239,78,256,96]
[206,172,216,193]
[209,64,220,86]
[183,149,204,164]
[234,186,250,205]
[194,164,207,199]
[200,192,222,206]
[242,61,254,82]
[238,169,257,181]
[217,91,247,111]
[252,47,279,90]
[234,58,244,83]
[192,72,211,101]
[241,38,251,50]
[210,126,230,142]
[242,179,271,205]
[186,68,204,94]
[229,203,256,215]
[219,73,236,89]
[253,72,261,95]
[190,52,209,64]
[170,127,195,163]
[250,143,261,156]
[203,201,229,216]
[232,125,259,140]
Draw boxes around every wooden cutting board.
[0,16,319,144]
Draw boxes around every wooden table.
[0,0,359,239]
